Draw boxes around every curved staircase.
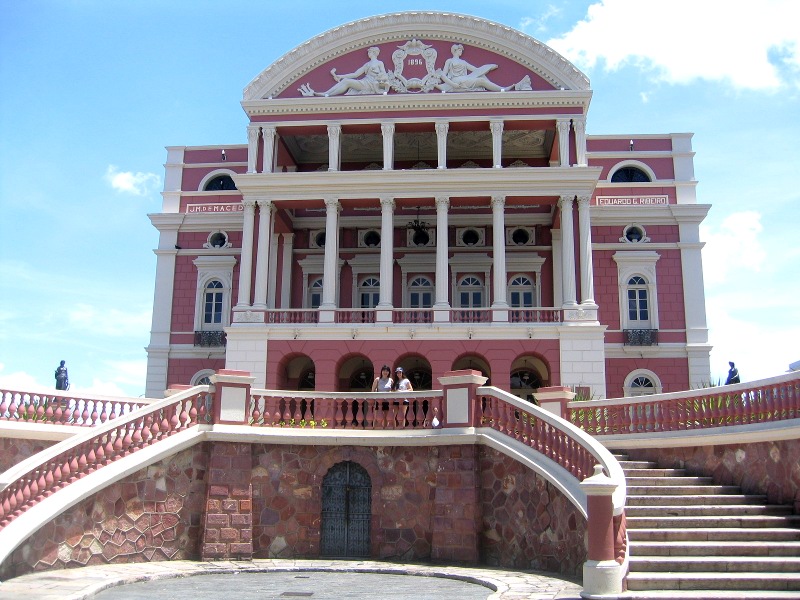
[618,453,800,599]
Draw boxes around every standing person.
[371,365,393,392]
[394,367,413,392]
[54,360,69,390]
[725,362,740,385]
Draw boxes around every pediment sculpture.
[298,40,532,97]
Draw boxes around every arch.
[278,353,316,390]
[190,369,215,387]
[624,369,663,397]
[198,169,238,191]
[509,354,550,402]
[451,353,491,384]
[337,353,374,392]
[244,12,590,100]
[608,160,656,183]
[394,353,433,391]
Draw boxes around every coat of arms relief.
[298,40,532,97]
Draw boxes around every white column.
[279,233,294,309]
[328,124,341,171]
[236,199,257,308]
[434,196,451,321]
[490,120,504,168]
[435,122,449,169]
[252,200,273,309]
[556,119,571,167]
[577,195,596,306]
[320,197,340,309]
[559,195,577,306]
[491,195,509,309]
[261,125,276,173]
[573,118,587,167]
[378,196,395,308]
[247,125,260,173]
[381,122,395,170]
[267,205,279,309]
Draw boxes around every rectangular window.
[628,290,648,321]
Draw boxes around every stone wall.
[479,447,586,576]
[3,441,587,579]
[4,444,210,579]
[0,437,57,472]
[627,438,800,512]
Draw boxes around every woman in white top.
[394,367,414,392]
[371,365,393,392]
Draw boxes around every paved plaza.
[0,560,583,600]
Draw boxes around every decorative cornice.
[243,11,590,102]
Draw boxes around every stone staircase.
[617,453,800,599]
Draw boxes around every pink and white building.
[145,12,711,400]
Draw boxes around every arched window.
[611,167,650,183]
[458,275,483,308]
[204,175,237,191]
[627,276,650,324]
[308,277,323,309]
[203,280,224,326]
[359,277,380,309]
[409,276,433,309]
[624,370,663,397]
[191,369,215,387]
[508,275,534,308]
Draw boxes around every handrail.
[0,385,154,427]
[239,307,563,324]
[0,386,212,530]
[478,386,626,512]
[247,389,443,430]
[569,372,800,436]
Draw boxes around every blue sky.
[1,1,798,398]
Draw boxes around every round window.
[624,225,644,243]
[412,229,430,246]
[209,232,228,248]
[461,229,480,246]
[511,228,530,245]
[363,230,381,247]
[315,231,326,248]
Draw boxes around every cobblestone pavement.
[0,560,584,600]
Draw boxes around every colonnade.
[246,117,588,174]
[232,192,596,320]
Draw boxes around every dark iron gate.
[320,461,371,557]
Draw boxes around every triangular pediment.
[243,11,589,102]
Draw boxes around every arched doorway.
[338,354,373,392]
[280,354,315,390]
[320,461,371,557]
[394,354,432,390]
[509,355,549,403]
[452,354,491,385]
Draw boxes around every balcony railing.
[240,307,564,325]
[194,330,227,347]
[623,328,658,346]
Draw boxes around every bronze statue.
[55,360,69,390]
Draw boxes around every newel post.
[580,465,624,599]
[437,369,488,428]
[210,369,255,424]
[536,386,575,419]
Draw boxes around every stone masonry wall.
[3,444,209,579]
[0,437,57,472]
[628,438,800,513]
[479,446,587,578]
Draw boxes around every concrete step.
[628,527,800,542]
[626,504,794,517]
[626,515,800,529]
[621,589,800,599]
[627,494,769,506]
[623,468,688,477]
[626,476,715,486]
[629,555,800,573]
[627,485,743,495]
[625,571,800,592]
[630,540,800,557]
[617,460,656,469]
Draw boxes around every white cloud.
[67,303,152,337]
[701,211,766,287]
[546,0,800,90]
[105,165,161,196]
[519,5,562,34]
